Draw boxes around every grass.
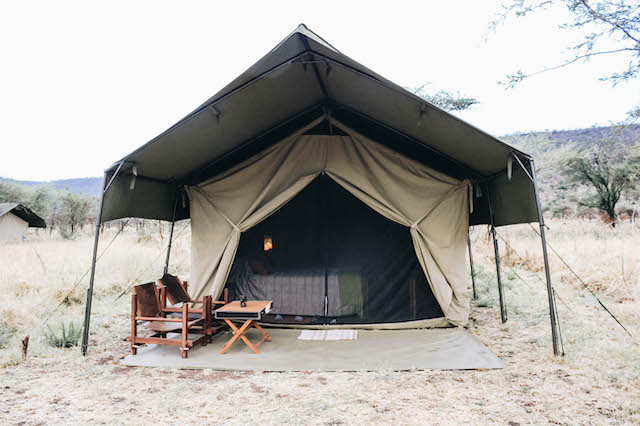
[44,320,83,348]
[0,218,638,424]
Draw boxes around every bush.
[44,320,82,348]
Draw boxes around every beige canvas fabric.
[188,115,471,325]
[0,212,29,243]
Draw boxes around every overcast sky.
[1,1,638,181]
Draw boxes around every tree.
[0,180,27,204]
[407,85,479,111]
[0,180,54,220]
[491,0,640,119]
[547,182,575,218]
[562,147,640,225]
[56,191,95,237]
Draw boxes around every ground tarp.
[189,116,471,325]
[120,328,504,371]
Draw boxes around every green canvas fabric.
[99,25,538,228]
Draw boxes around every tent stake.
[485,185,507,323]
[163,189,179,275]
[529,159,560,355]
[81,172,108,356]
[467,234,477,300]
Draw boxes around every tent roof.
[101,24,539,227]
[0,203,46,228]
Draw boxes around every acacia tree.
[491,0,640,119]
[407,85,479,111]
[562,148,640,225]
[57,191,95,237]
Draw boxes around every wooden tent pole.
[163,188,179,275]
[485,184,508,323]
[529,158,560,355]
[467,234,478,300]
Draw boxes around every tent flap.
[101,174,182,223]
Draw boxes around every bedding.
[228,260,363,317]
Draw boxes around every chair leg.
[130,293,138,355]
[181,349,188,359]
[202,296,212,346]
[181,303,188,358]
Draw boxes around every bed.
[228,260,364,318]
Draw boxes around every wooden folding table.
[214,300,273,354]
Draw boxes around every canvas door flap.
[189,130,327,300]
[323,118,470,323]
[411,186,470,324]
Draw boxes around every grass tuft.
[44,320,82,348]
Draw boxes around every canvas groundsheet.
[120,328,504,371]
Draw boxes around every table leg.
[252,322,272,341]
[219,319,252,354]
[238,325,261,354]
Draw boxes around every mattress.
[230,262,359,317]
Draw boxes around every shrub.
[44,320,82,348]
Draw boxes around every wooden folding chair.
[156,274,229,339]
[127,282,212,359]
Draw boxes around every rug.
[297,329,358,341]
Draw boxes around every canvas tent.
[0,203,46,242]
[81,24,560,354]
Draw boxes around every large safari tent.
[81,25,560,357]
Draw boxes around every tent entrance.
[226,174,443,325]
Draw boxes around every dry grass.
[0,219,639,424]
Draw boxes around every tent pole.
[485,184,507,323]
[529,159,560,355]
[163,189,179,275]
[467,234,477,300]
[81,172,108,356]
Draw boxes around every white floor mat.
[298,329,358,340]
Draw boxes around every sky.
[1,1,638,181]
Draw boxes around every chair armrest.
[135,316,183,322]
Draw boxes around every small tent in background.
[0,203,46,242]
[81,24,561,355]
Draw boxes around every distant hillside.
[0,177,102,197]
[502,124,640,211]
[502,124,640,157]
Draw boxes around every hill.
[0,177,102,197]
[502,123,640,157]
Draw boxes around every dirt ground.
[1,222,639,425]
[1,297,638,425]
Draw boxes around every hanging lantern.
[264,235,273,252]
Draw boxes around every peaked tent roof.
[101,24,539,227]
[0,203,46,228]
